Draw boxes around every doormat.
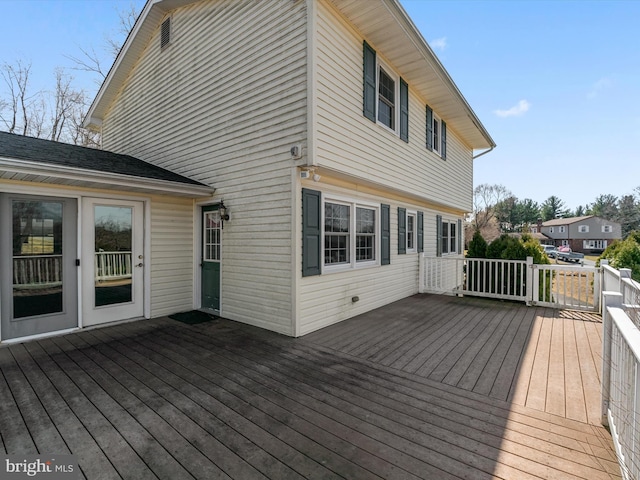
[169,310,217,325]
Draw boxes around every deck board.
[0,294,620,480]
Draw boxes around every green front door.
[201,206,221,311]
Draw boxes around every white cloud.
[494,100,531,118]
[430,37,447,51]
[587,77,613,99]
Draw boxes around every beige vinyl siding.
[149,196,195,317]
[314,0,473,212]
[101,0,308,335]
[298,178,460,335]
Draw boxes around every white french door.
[81,198,144,326]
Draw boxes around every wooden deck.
[0,294,621,479]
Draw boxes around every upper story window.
[602,225,613,233]
[579,225,589,233]
[559,226,566,233]
[377,66,396,130]
[426,105,447,159]
[363,42,408,142]
[549,227,554,233]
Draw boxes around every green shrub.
[599,231,640,282]
[467,229,488,258]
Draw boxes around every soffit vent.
[161,17,171,49]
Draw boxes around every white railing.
[13,255,63,287]
[532,263,600,312]
[419,255,599,311]
[94,251,132,282]
[602,294,640,480]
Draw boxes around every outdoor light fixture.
[219,201,230,221]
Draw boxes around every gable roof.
[84,0,495,152]
[542,216,594,227]
[0,131,213,197]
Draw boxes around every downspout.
[472,146,495,160]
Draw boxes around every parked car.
[556,245,584,263]
[541,244,557,258]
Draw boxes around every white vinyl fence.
[419,255,600,312]
[601,263,640,480]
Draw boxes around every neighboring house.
[0,0,494,342]
[537,216,621,254]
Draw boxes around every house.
[535,216,621,254]
[0,0,494,342]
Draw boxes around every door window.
[12,200,64,318]
[94,205,133,307]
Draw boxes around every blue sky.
[2,0,639,211]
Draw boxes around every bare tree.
[472,183,512,231]
[1,60,33,134]
[66,2,139,82]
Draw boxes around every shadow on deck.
[0,294,621,479]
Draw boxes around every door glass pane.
[94,205,133,307]
[204,211,221,261]
[12,200,64,318]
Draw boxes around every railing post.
[620,268,632,303]
[526,256,534,306]
[601,291,623,427]
[418,254,425,294]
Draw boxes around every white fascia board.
[0,157,214,198]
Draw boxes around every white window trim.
[376,59,400,135]
[579,225,589,233]
[432,112,442,155]
[406,210,417,253]
[549,227,554,233]
[441,219,459,256]
[322,195,380,274]
[559,226,566,233]
[602,225,613,233]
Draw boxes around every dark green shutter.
[400,78,409,142]
[302,188,321,276]
[363,41,376,122]
[381,204,390,265]
[436,214,443,257]
[441,120,447,160]
[398,207,406,255]
[417,211,424,253]
[426,105,433,151]
[457,218,463,254]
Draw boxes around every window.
[602,225,613,233]
[426,105,447,159]
[324,202,350,265]
[437,215,461,255]
[561,240,570,246]
[378,67,395,130]
[549,227,554,233]
[579,225,589,233]
[407,212,416,252]
[363,42,408,141]
[559,226,566,233]
[323,198,378,269]
[584,240,607,250]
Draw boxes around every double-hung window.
[442,221,457,255]
[363,42,409,142]
[406,212,416,252]
[578,225,589,233]
[324,198,378,270]
[437,216,460,256]
[426,104,447,159]
[602,225,613,233]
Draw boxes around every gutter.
[472,146,495,160]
